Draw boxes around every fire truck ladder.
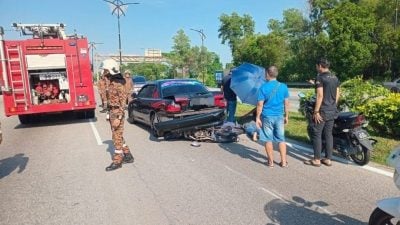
[6,45,28,109]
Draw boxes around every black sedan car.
[127,79,226,136]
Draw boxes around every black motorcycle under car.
[299,93,377,166]
[154,109,241,143]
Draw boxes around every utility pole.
[190,28,206,84]
[88,42,103,71]
[88,42,103,81]
[103,0,139,67]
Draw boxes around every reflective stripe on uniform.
[114,149,123,154]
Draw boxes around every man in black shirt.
[221,69,237,122]
[304,58,340,167]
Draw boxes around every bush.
[340,77,390,111]
[340,77,400,137]
[357,93,400,137]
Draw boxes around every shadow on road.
[0,153,29,179]
[218,142,268,166]
[13,113,97,129]
[103,140,114,160]
[264,196,365,225]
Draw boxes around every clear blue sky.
[0,0,307,66]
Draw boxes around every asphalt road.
[0,89,396,225]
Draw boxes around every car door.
[135,84,158,125]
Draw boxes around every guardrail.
[286,82,313,88]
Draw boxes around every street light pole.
[89,42,103,81]
[190,28,206,84]
[89,42,103,71]
[103,0,139,67]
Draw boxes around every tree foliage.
[218,13,255,55]
[217,0,400,82]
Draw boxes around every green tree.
[269,8,322,81]
[165,29,223,84]
[170,29,192,78]
[324,1,377,79]
[122,63,170,80]
[365,0,400,80]
[234,34,289,72]
[218,13,255,57]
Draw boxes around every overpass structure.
[95,49,168,65]
[95,54,169,65]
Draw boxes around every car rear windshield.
[161,81,208,97]
[133,76,146,83]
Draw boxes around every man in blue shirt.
[256,66,289,168]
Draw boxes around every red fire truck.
[0,23,96,124]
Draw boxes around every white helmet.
[100,59,120,75]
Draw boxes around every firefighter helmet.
[100,59,120,75]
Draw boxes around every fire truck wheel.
[18,115,31,124]
[86,110,95,119]
[76,110,95,119]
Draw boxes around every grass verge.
[236,103,400,166]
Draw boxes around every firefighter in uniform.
[100,59,134,171]
[124,70,134,105]
[98,74,110,113]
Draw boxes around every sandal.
[321,159,332,166]
[267,160,274,168]
[303,159,321,167]
[279,162,288,168]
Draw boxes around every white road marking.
[286,142,393,177]
[225,165,336,216]
[89,119,104,146]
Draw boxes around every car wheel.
[391,87,400,93]
[127,108,136,124]
[150,113,160,138]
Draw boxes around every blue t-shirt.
[257,80,289,117]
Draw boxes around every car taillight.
[352,114,366,128]
[175,97,190,107]
[165,101,181,113]
[214,94,226,108]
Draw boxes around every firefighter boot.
[105,153,123,171]
[100,103,108,113]
[123,152,134,164]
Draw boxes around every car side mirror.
[131,92,137,99]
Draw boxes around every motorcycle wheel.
[350,145,370,166]
[368,207,396,225]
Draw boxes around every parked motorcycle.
[298,92,376,165]
[369,146,400,225]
